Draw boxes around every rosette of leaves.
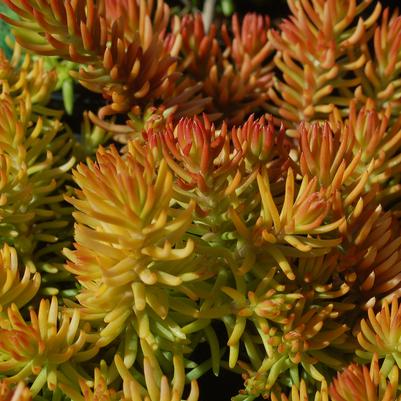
[266,0,382,131]
[316,103,401,212]
[270,354,401,401]
[356,297,401,370]
[229,164,344,280]
[63,144,213,353]
[0,92,75,273]
[330,354,401,401]
[296,114,401,309]
[176,12,273,125]
[354,8,401,127]
[0,0,207,124]
[338,208,401,310]
[0,296,98,397]
[299,108,386,200]
[327,102,401,209]
[235,289,352,400]
[0,42,57,106]
[146,114,291,240]
[64,115,297,384]
[298,121,357,202]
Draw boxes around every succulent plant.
[176,12,273,125]
[0,243,40,313]
[0,296,97,396]
[330,354,401,401]
[0,92,75,271]
[266,0,382,130]
[1,1,401,401]
[63,144,208,352]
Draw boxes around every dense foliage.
[1,1,401,400]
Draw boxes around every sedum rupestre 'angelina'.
[1,1,401,400]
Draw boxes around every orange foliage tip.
[0,42,57,106]
[357,297,401,368]
[0,0,189,118]
[355,8,401,121]
[230,166,344,279]
[235,293,351,399]
[2,2,401,401]
[266,0,382,125]
[63,144,207,348]
[330,354,400,401]
[146,114,290,194]
[0,91,75,266]
[339,209,401,309]
[176,12,273,125]
[0,297,96,396]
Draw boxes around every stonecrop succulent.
[0,243,40,313]
[63,144,206,350]
[2,0,401,401]
[175,12,273,125]
[266,0,382,127]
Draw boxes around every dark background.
[166,0,400,24]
